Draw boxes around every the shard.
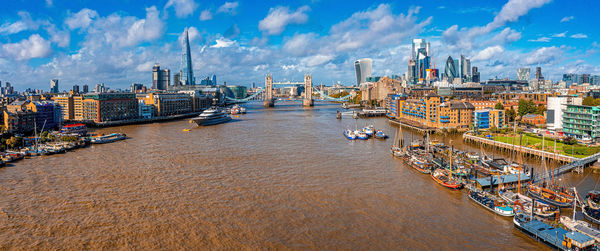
[180,27,194,85]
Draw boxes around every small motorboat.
[357,131,369,140]
[374,130,388,139]
[363,125,374,136]
[343,130,357,140]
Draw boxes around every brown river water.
[1,101,599,250]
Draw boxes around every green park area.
[476,132,600,158]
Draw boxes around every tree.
[494,102,504,110]
[518,99,537,117]
[6,136,23,149]
[506,109,517,122]
[536,104,546,115]
[583,96,600,106]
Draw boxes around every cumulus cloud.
[524,46,563,65]
[199,9,212,21]
[0,21,28,35]
[65,8,98,30]
[472,46,504,61]
[560,16,574,23]
[87,6,165,48]
[178,26,200,44]
[571,33,587,39]
[259,6,310,35]
[211,38,235,48]
[552,31,567,38]
[217,2,239,15]
[164,0,198,18]
[1,34,52,60]
[283,33,317,56]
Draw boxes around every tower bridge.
[224,73,353,105]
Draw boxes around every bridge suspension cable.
[311,87,352,101]
[225,87,265,102]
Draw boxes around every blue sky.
[0,0,598,91]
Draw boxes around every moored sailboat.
[431,168,463,189]
[468,190,514,217]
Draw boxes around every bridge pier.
[264,99,274,107]
[264,74,274,108]
[303,73,313,107]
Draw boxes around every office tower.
[152,64,170,90]
[472,67,480,83]
[517,68,531,81]
[444,56,457,82]
[72,85,80,93]
[82,84,89,93]
[582,74,590,84]
[535,67,544,81]
[50,79,59,93]
[130,83,143,93]
[411,39,431,82]
[180,28,194,85]
[212,74,217,85]
[95,83,105,93]
[174,72,180,86]
[354,58,373,85]
[460,55,471,79]
[407,59,416,84]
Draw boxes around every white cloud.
[1,34,52,60]
[552,31,567,38]
[301,54,334,67]
[472,46,504,61]
[259,6,310,35]
[46,25,70,47]
[199,9,212,21]
[178,26,200,44]
[211,38,235,48]
[136,61,156,72]
[65,8,98,30]
[528,37,550,42]
[487,0,551,30]
[571,33,587,39]
[525,46,563,65]
[560,16,574,23]
[217,2,239,15]
[283,33,316,56]
[87,6,165,48]
[164,0,198,18]
[0,21,28,35]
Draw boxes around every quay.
[388,118,437,134]
[81,112,203,127]
[463,133,577,164]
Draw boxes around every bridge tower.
[303,73,314,107]
[264,74,274,107]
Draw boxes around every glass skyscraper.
[180,28,194,85]
[354,58,372,85]
[444,56,457,82]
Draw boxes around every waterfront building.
[180,28,194,85]
[517,68,531,81]
[177,90,212,112]
[522,113,545,126]
[152,64,170,90]
[361,76,402,105]
[82,93,138,123]
[546,96,582,131]
[53,95,76,120]
[437,101,475,130]
[4,100,37,133]
[444,56,457,83]
[26,101,59,129]
[354,58,373,85]
[563,104,600,142]
[473,109,505,130]
[141,93,192,117]
[50,79,59,93]
[399,94,442,128]
[138,100,154,119]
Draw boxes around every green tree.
[518,99,537,117]
[506,109,517,122]
[583,96,595,106]
[6,136,23,149]
[536,104,546,115]
[494,102,504,110]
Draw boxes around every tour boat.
[374,130,388,139]
[587,190,600,210]
[190,108,232,126]
[343,129,357,140]
[431,169,463,189]
[90,133,127,144]
[498,190,558,218]
[528,184,574,208]
[468,190,514,217]
[513,213,594,250]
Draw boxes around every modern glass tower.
[444,56,457,82]
[354,58,372,85]
[180,28,194,85]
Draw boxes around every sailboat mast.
[552,139,557,185]
[518,134,522,195]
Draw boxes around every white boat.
[560,216,600,244]
[498,190,558,218]
[90,133,127,144]
[363,125,374,136]
[190,108,232,126]
[343,129,357,140]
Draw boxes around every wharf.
[86,112,203,127]
[388,118,437,134]
[463,133,577,164]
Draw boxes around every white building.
[354,58,372,85]
[546,96,582,130]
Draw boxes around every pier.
[463,133,577,163]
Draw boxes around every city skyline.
[0,0,598,90]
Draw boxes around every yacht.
[191,108,232,126]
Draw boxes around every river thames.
[1,101,598,249]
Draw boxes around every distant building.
[50,79,59,93]
[82,93,138,123]
[82,85,89,93]
[444,56,458,83]
[354,58,373,85]
[152,64,170,90]
[94,83,105,93]
[460,55,471,80]
[130,83,144,93]
[535,67,544,81]
[212,74,217,85]
[517,68,531,81]
[563,104,600,142]
[473,109,505,130]
[72,85,80,94]
[472,66,480,83]
[141,93,192,117]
